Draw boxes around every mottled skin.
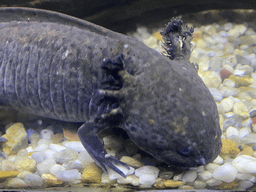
[0,8,221,177]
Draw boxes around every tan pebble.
[6,177,28,188]
[241,145,254,156]
[154,178,165,188]
[2,123,28,155]
[179,185,194,190]
[63,126,80,141]
[82,163,103,183]
[14,156,36,172]
[220,139,240,160]
[0,171,19,180]
[52,133,64,143]
[217,179,238,190]
[228,74,253,88]
[42,173,63,187]
[1,160,16,171]
[233,101,249,119]
[152,32,162,41]
[120,156,144,168]
[164,180,184,188]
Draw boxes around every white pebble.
[213,155,224,165]
[182,170,197,183]
[49,143,67,152]
[236,173,256,183]
[36,158,56,175]
[77,151,94,168]
[220,97,235,113]
[55,169,81,182]
[49,164,65,176]
[232,155,256,173]
[62,141,86,152]
[226,126,239,139]
[135,166,160,179]
[209,88,223,102]
[25,146,34,153]
[31,151,47,164]
[44,149,56,159]
[40,129,54,140]
[239,127,250,138]
[37,138,53,146]
[213,163,237,183]
[205,163,220,173]
[117,175,139,186]
[33,143,49,152]
[139,174,156,188]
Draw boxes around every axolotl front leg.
[78,122,129,177]
[78,54,130,178]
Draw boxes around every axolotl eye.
[177,146,192,156]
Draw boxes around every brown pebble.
[42,174,63,187]
[241,145,254,156]
[218,179,238,190]
[82,163,103,183]
[120,156,144,168]
[164,180,184,188]
[220,139,240,160]
[220,69,232,81]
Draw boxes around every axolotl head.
[122,54,222,168]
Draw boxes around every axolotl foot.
[78,122,130,178]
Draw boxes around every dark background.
[1,0,256,32]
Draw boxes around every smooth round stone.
[41,129,54,140]
[135,166,160,179]
[117,175,139,186]
[37,138,53,146]
[77,151,94,168]
[236,173,256,182]
[213,163,237,183]
[220,97,235,113]
[139,174,156,187]
[62,161,82,170]
[194,180,206,189]
[182,170,197,183]
[36,158,56,175]
[49,164,65,176]
[62,141,86,152]
[205,163,220,173]
[55,169,81,182]
[49,143,67,152]
[206,178,222,186]
[24,173,43,187]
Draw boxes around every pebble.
[194,180,207,189]
[182,170,197,183]
[31,151,48,164]
[198,171,212,181]
[135,166,160,179]
[49,143,67,152]
[164,180,184,188]
[41,173,63,187]
[62,141,86,152]
[118,175,140,186]
[14,156,36,172]
[49,164,65,176]
[138,174,156,188]
[6,177,28,188]
[55,169,81,182]
[36,158,56,175]
[24,173,44,187]
[225,126,239,139]
[220,139,240,160]
[120,156,144,168]
[0,170,19,180]
[82,163,103,183]
[232,155,256,173]
[2,123,28,155]
[52,148,78,164]
[213,163,237,183]
[41,129,54,140]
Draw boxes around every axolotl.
[0,7,221,177]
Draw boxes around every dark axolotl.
[0,7,221,177]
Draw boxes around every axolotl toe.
[0,8,221,177]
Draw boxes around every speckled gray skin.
[0,8,221,177]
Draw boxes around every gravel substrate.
[1,17,256,191]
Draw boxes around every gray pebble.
[209,88,223,102]
[53,148,78,164]
[55,169,81,182]
[24,173,43,187]
[31,151,47,164]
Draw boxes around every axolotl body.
[0,7,221,177]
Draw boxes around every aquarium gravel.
[1,20,256,191]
